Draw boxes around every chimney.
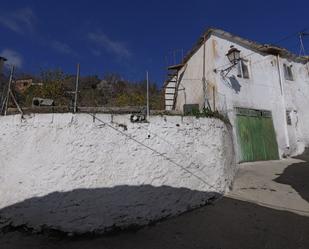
[0,56,7,75]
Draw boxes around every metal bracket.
[214,60,240,78]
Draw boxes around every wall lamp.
[214,46,241,77]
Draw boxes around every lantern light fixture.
[226,46,241,64]
[214,45,241,77]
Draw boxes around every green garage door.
[236,108,279,162]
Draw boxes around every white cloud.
[0,49,23,68]
[51,40,76,56]
[0,7,36,34]
[87,31,131,58]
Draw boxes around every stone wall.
[0,113,236,234]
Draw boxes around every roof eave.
[180,28,308,67]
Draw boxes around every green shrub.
[187,107,230,124]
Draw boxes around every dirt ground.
[1,151,309,249]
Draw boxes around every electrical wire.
[87,113,309,215]
[214,27,309,71]
[87,112,223,193]
[134,119,219,182]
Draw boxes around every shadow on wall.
[275,148,309,203]
[0,185,219,235]
[228,75,241,94]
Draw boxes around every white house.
[164,28,309,162]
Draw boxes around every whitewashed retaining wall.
[0,113,235,234]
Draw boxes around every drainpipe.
[276,54,290,149]
[202,35,210,110]
[202,36,206,109]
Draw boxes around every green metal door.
[236,108,279,162]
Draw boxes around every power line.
[275,27,309,46]
[214,27,309,71]
[87,113,224,193]
[88,112,309,215]
[135,120,215,181]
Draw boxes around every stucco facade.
[164,29,309,161]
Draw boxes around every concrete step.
[165,82,176,88]
[165,88,176,94]
[165,106,173,111]
[165,99,174,106]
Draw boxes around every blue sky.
[0,0,308,85]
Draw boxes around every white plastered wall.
[173,34,309,160]
[0,113,236,234]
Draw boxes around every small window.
[237,60,249,79]
[286,110,292,125]
[283,64,294,81]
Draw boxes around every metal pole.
[146,71,149,120]
[276,54,290,149]
[299,33,305,56]
[299,33,309,75]
[0,96,7,114]
[74,63,80,113]
[4,65,14,116]
[9,90,23,115]
[298,32,309,55]
[202,36,211,110]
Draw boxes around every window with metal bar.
[283,64,294,81]
[237,60,250,79]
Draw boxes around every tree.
[12,69,165,110]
